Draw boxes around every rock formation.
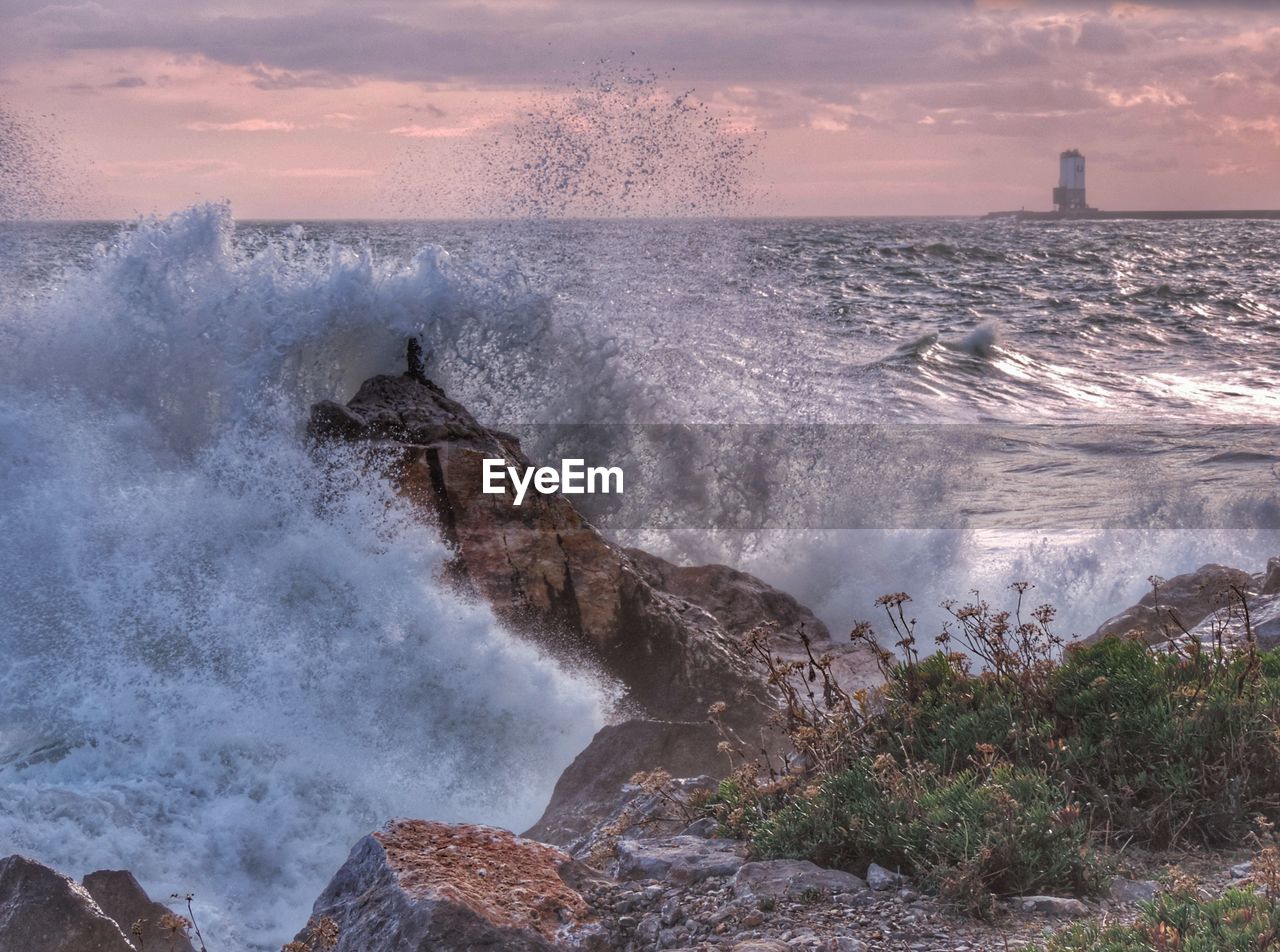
[81,870,196,952]
[298,819,609,951]
[0,855,135,952]
[309,373,774,729]
[1090,558,1280,650]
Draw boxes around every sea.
[1,207,1278,947]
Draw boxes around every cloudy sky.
[3,0,1279,217]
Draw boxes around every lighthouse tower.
[1052,149,1087,212]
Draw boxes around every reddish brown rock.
[309,373,774,728]
[299,819,607,951]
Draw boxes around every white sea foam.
[0,204,611,949]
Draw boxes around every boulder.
[0,854,134,952]
[1089,564,1253,644]
[310,374,774,729]
[732,860,867,901]
[81,870,195,952]
[298,819,607,952]
[864,862,908,892]
[613,836,748,884]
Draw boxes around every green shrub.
[718,760,1100,917]
[711,584,1280,918]
[1037,887,1280,952]
[869,633,1280,845]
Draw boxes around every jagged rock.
[0,854,135,952]
[309,374,775,728]
[81,870,195,952]
[1108,877,1159,903]
[613,836,748,884]
[1231,861,1254,879]
[524,719,727,853]
[1019,895,1089,917]
[1090,564,1253,644]
[732,860,867,901]
[298,819,608,952]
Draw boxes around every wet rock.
[865,863,908,891]
[1019,895,1089,917]
[733,861,867,902]
[1108,877,1159,903]
[299,819,608,951]
[615,836,748,884]
[0,854,134,952]
[82,869,195,952]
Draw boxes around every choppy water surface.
[1,209,1277,947]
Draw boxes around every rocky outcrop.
[81,870,195,952]
[0,855,135,952]
[299,819,608,951]
[310,374,774,729]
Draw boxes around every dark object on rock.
[298,819,608,951]
[405,337,427,383]
[0,854,135,952]
[82,869,195,952]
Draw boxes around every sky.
[2,0,1279,217]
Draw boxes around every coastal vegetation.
[710,585,1280,917]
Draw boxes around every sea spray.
[0,205,613,950]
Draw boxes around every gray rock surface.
[0,854,135,952]
[732,861,867,901]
